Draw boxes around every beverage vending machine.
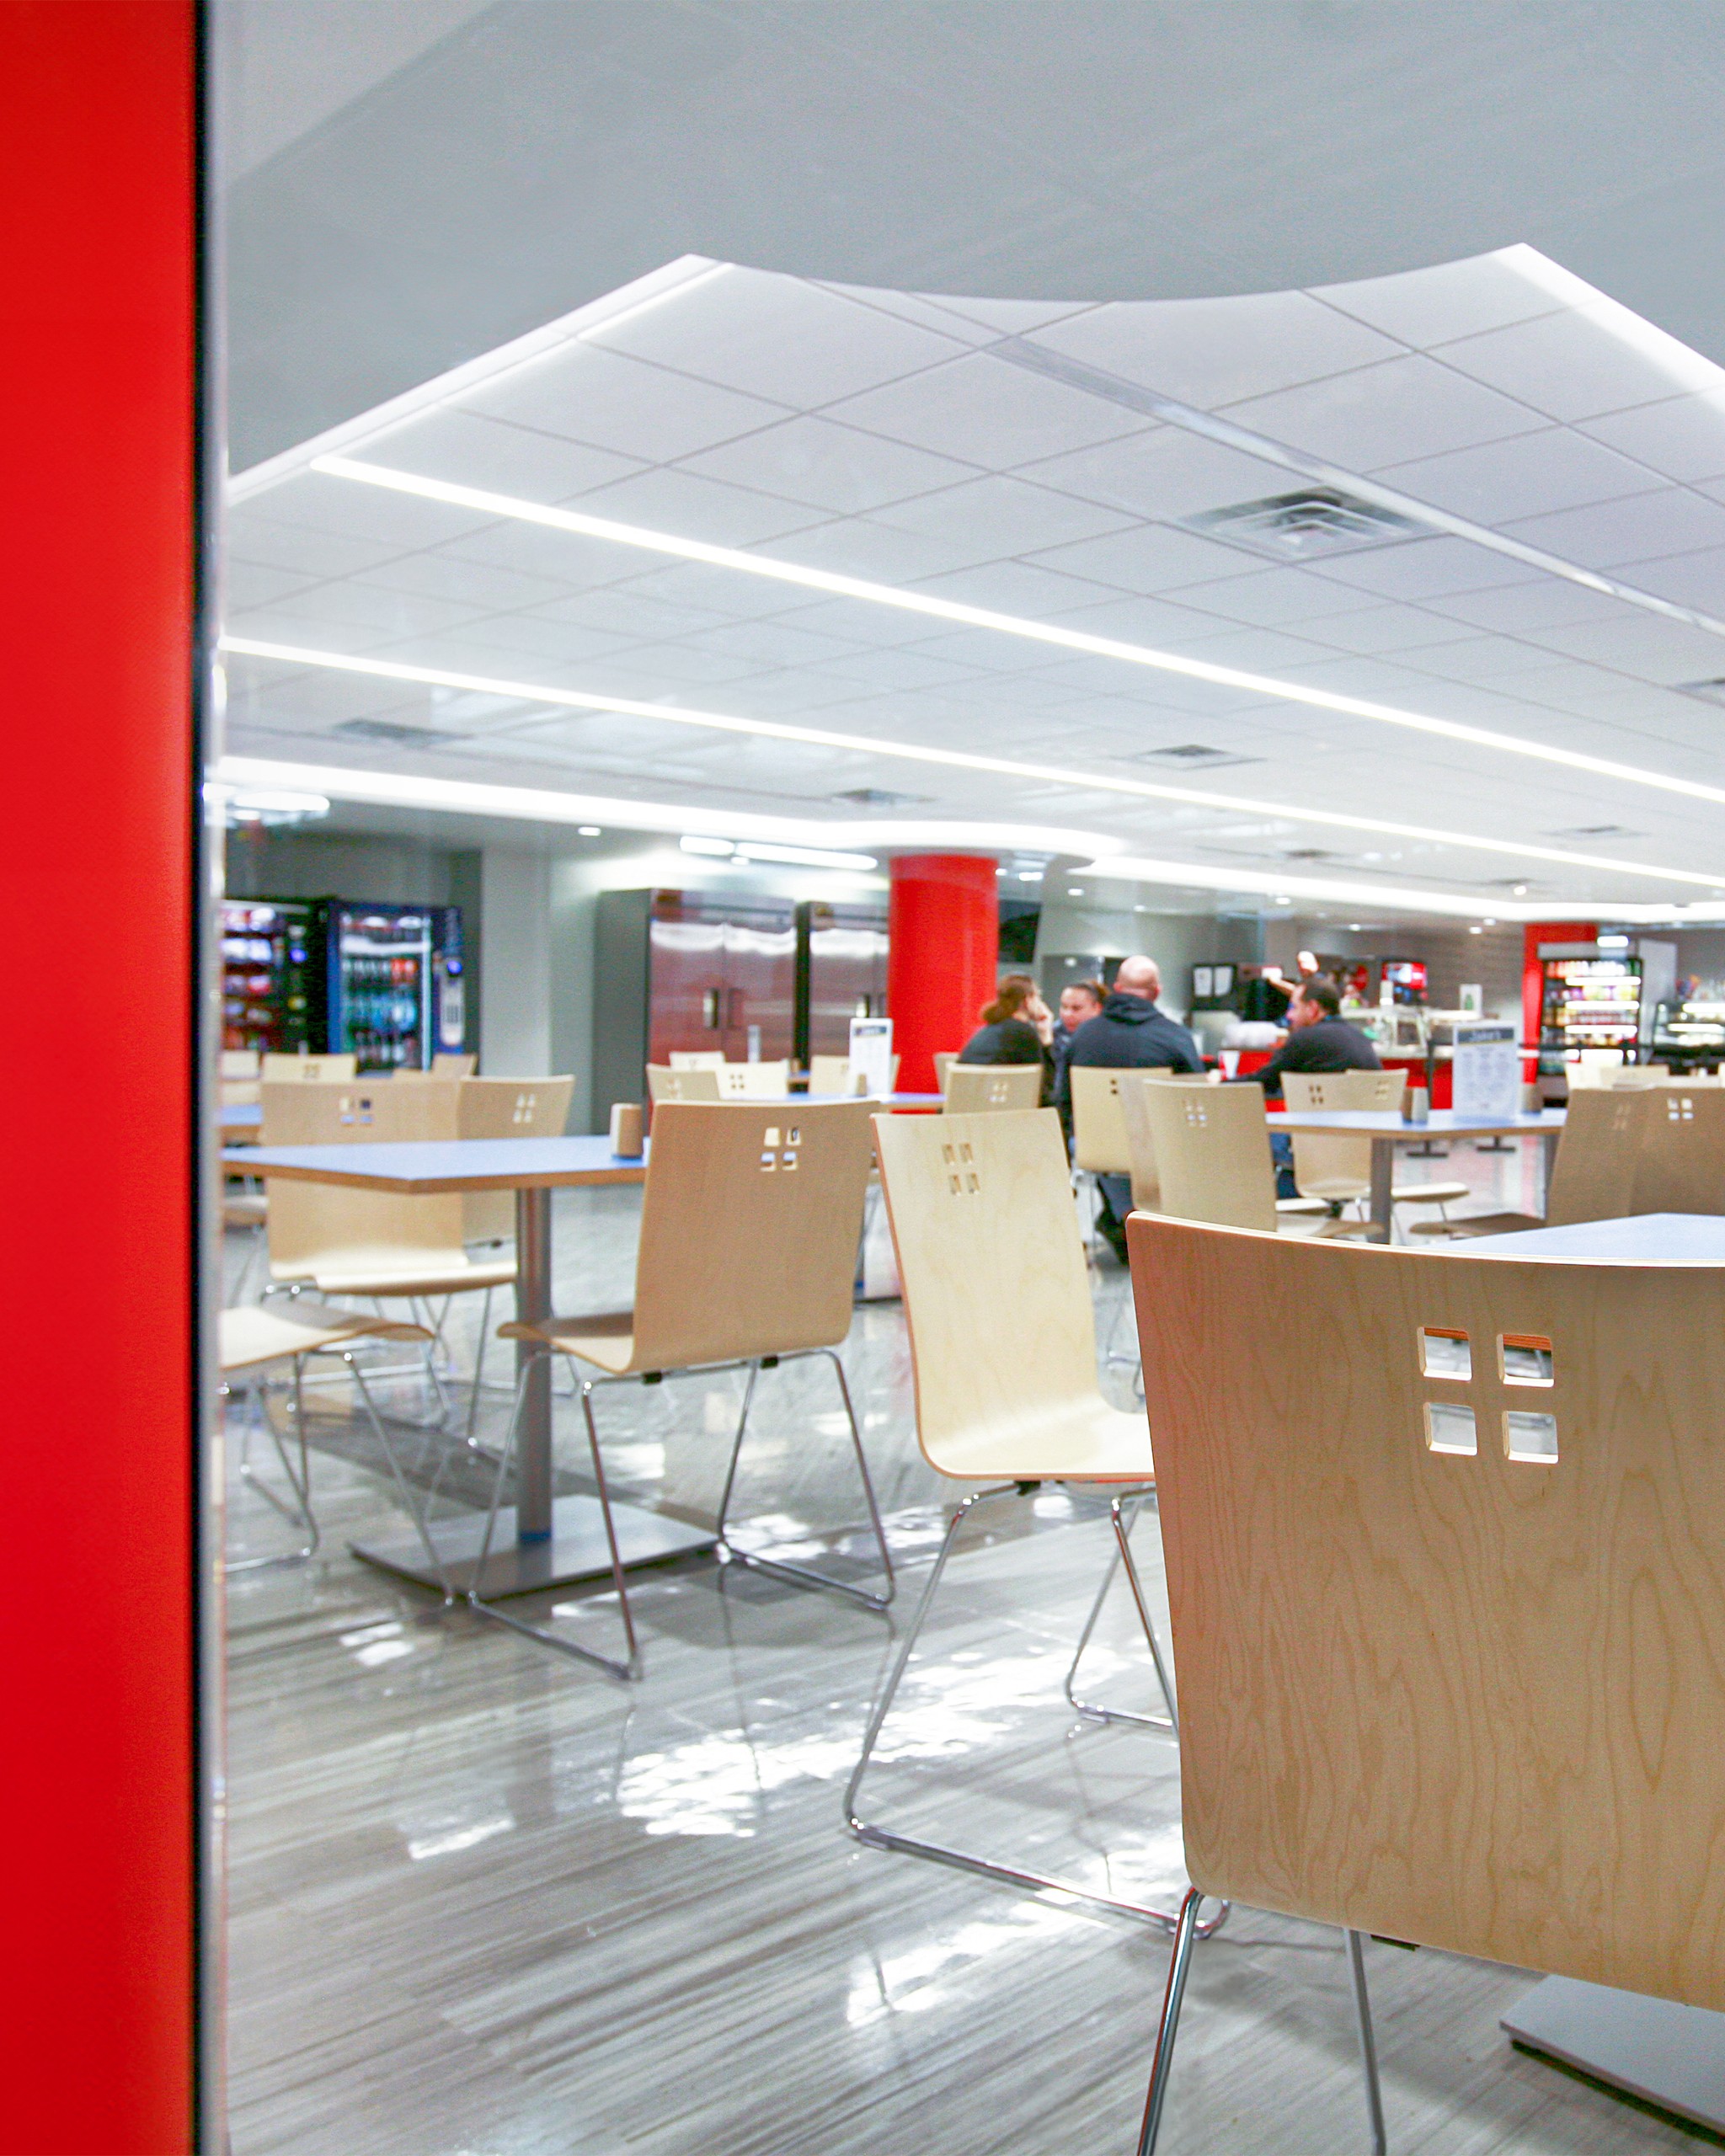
[219,899,320,1054]
[325,901,467,1070]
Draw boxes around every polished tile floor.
[224,1146,1701,2154]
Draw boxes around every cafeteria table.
[220,1134,717,1598]
[1474,1209,1725,2134]
[1274,1106,1566,1241]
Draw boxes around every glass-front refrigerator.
[219,899,319,1054]
[1541,953,1642,1058]
[325,902,466,1071]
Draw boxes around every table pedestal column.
[514,1184,553,1541]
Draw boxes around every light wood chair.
[432,1051,477,1076]
[457,1075,575,1243]
[222,1048,261,1079]
[717,1059,791,1099]
[943,1063,1043,1114]
[1281,1070,1468,1231]
[259,1083,514,1418]
[646,1065,722,1104]
[1605,1062,1669,1088]
[260,1051,358,1081]
[809,1053,856,1096]
[486,1100,889,1676]
[1124,1211,1725,2152]
[845,1108,1207,1933]
[932,1050,959,1095]
[1113,1071,1211,1213]
[1625,1085,1725,1215]
[1069,1065,1135,1177]
[1409,1087,1648,1240]
[668,1049,727,1070]
[220,1302,435,1574]
[1137,1081,1327,1232]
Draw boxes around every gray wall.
[226,825,462,904]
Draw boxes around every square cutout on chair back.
[1669,1097,1696,1122]
[1500,1334,1553,1385]
[1419,1327,1471,1380]
[1504,1411,1559,1463]
[940,1139,981,1196]
[1424,1401,1478,1454]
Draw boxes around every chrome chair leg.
[466,1356,641,1680]
[1136,1886,1207,2154]
[714,1348,895,1612]
[346,1353,458,1604]
[1064,1494,1177,1734]
[227,1359,320,1572]
[1347,1929,1389,2156]
[845,1485,1222,1935]
[463,1284,494,1442]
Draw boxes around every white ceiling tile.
[910,293,1106,336]
[1222,355,1543,470]
[430,520,645,588]
[360,552,575,612]
[599,560,818,622]
[226,514,409,579]
[1156,625,1348,673]
[1373,428,1664,525]
[1160,567,1383,631]
[419,616,641,668]
[1509,611,1725,682]
[1012,428,1297,521]
[767,515,1014,583]
[1577,392,1725,485]
[1027,290,1404,408]
[227,667,425,726]
[1397,632,1589,682]
[238,469,498,550]
[676,414,979,513]
[1020,522,1258,594]
[362,407,645,502]
[226,607,403,657]
[1309,248,1565,350]
[1431,303,1725,425]
[795,647,985,694]
[743,595,939,648]
[569,466,823,547]
[674,618,869,670]
[1604,546,1725,616]
[232,579,488,641]
[1300,604,1480,658]
[225,559,320,611]
[826,351,1151,467]
[868,474,1136,556]
[1306,536,1541,601]
[1419,579,1646,636]
[464,342,790,462]
[585,269,967,408]
[902,558,1128,618]
[1501,488,1725,571]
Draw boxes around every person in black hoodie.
[956,973,1055,1101]
[1060,956,1203,1260]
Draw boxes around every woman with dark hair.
[956,973,1055,1101]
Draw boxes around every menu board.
[848,1016,895,1097]
[1451,1022,1522,1118]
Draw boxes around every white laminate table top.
[1469,1212,1725,1262]
[221,1135,649,1193]
[1273,1107,1566,1139]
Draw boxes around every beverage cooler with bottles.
[1541,953,1642,1059]
[218,896,467,1070]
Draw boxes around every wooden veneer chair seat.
[845,1107,1205,1933]
[488,1099,890,1678]
[1124,1212,1725,2150]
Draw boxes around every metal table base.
[1503,1976,1725,2134]
[351,1494,714,1598]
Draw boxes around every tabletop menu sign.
[1451,1022,1522,1118]
[849,1015,895,1097]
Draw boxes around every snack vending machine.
[219,899,319,1054]
[325,902,467,1071]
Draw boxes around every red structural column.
[0,4,204,2151]
[888,854,1000,1091]
[1522,921,1595,1049]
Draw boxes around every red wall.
[887,855,999,1091]
[0,4,203,2148]
[1522,921,1596,1047]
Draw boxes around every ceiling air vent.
[1130,743,1263,771]
[1181,487,1427,559]
[336,718,452,748]
[832,786,932,808]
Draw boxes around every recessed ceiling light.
[307,456,1725,816]
[1469,925,1483,934]
[1512,883,1529,896]
[220,638,1725,894]
[680,835,734,858]
[1348,923,1364,931]
[1273,894,1293,906]
[1068,888,1085,898]
[578,825,601,836]
[1017,870,1043,883]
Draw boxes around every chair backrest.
[932,1051,958,1095]
[1140,1081,1279,1232]
[1115,1070,1209,1210]
[809,1054,854,1097]
[1127,1211,1725,2009]
[1279,1069,1406,1195]
[668,1049,727,1070]
[1068,1065,1135,1175]
[221,1048,260,1080]
[457,1075,576,1241]
[717,1059,791,1099]
[628,1101,873,1367]
[874,1108,1100,1477]
[260,1080,465,1276]
[1605,1065,1666,1090]
[647,1065,722,1103]
[943,1064,1042,1114]
[1625,1086,1725,1217]
[432,1052,477,1076]
[259,1051,357,1081]
[1544,1087,1648,1225]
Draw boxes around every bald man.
[1060,955,1203,1262]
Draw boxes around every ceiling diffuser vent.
[1182,487,1427,559]
[336,718,452,748]
[1130,742,1263,770]
[832,785,932,808]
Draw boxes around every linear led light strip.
[312,455,1725,815]
[221,634,1725,893]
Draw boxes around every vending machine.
[1541,953,1642,1059]
[219,899,320,1054]
[325,901,467,1071]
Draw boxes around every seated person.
[957,974,1055,1101]
[1052,977,1104,1094]
[1226,973,1381,1196]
